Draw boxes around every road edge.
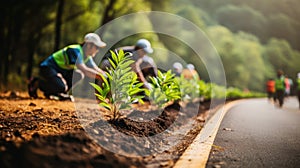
[173,100,243,168]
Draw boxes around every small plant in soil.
[90,50,146,120]
[148,70,181,108]
[198,80,210,100]
[176,75,200,102]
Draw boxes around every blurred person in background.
[172,62,183,77]
[284,75,293,97]
[182,63,200,80]
[266,78,275,102]
[274,70,286,107]
[100,39,157,90]
[28,33,107,101]
[296,73,300,109]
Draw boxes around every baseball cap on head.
[84,33,106,48]
[173,62,183,72]
[187,64,195,70]
[136,39,153,54]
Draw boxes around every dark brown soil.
[0,91,218,168]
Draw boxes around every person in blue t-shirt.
[28,33,107,100]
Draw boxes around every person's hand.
[95,72,107,84]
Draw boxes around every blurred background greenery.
[1,0,299,92]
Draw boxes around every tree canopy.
[1,0,299,92]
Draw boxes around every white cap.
[136,39,153,54]
[298,72,300,78]
[173,62,183,72]
[187,64,195,70]
[84,33,106,48]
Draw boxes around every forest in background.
[0,0,299,92]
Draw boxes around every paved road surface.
[206,97,300,168]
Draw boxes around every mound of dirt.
[0,91,217,168]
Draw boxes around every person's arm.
[93,65,106,75]
[148,57,158,77]
[76,63,104,80]
[132,59,151,89]
[86,57,107,75]
[142,56,157,77]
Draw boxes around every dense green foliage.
[1,0,299,93]
[170,0,300,92]
[91,50,263,118]
[176,75,200,102]
[148,70,181,108]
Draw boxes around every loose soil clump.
[0,91,219,168]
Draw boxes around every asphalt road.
[206,97,300,168]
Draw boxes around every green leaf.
[110,50,119,65]
[119,71,133,81]
[128,88,143,95]
[108,58,117,70]
[100,102,112,110]
[101,73,110,87]
[120,78,132,85]
[134,82,144,88]
[90,83,103,93]
[94,93,106,101]
[119,59,134,69]
[117,49,125,61]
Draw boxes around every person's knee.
[40,75,67,94]
[73,70,85,83]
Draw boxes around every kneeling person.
[28,33,107,100]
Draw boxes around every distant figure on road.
[274,70,286,107]
[266,78,275,102]
[284,75,293,97]
[296,73,300,109]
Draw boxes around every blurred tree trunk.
[27,33,35,80]
[1,9,13,87]
[147,0,173,51]
[98,0,117,36]
[26,32,41,79]
[0,7,5,86]
[54,0,65,51]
